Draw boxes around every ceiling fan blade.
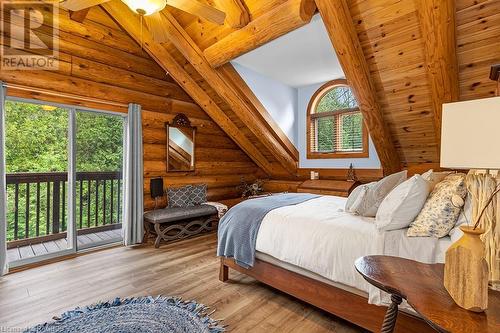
[144,12,170,42]
[167,0,226,25]
[60,0,111,11]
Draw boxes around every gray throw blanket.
[217,193,320,268]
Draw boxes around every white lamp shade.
[441,96,500,169]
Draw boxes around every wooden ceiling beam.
[204,0,316,68]
[102,0,276,176]
[417,0,460,156]
[160,10,299,175]
[69,9,90,23]
[219,63,299,161]
[213,0,250,28]
[315,0,401,175]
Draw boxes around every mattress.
[254,195,452,306]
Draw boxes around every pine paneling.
[0,6,261,210]
[348,0,439,167]
[346,0,499,168]
[456,0,500,101]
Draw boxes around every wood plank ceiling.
[97,0,499,172]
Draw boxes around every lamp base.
[444,226,489,312]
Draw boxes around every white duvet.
[255,195,451,306]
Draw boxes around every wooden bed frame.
[219,257,434,333]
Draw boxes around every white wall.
[297,82,381,168]
[233,15,343,88]
[232,63,298,147]
[233,63,381,169]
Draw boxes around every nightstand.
[355,255,500,333]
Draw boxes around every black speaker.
[150,177,164,198]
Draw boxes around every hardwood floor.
[0,233,365,332]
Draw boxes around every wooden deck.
[0,234,364,332]
[7,228,122,262]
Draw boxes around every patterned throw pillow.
[407,173,467,238]
[166,185,193,208]
[191,184,207,205]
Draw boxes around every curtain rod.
[2,83,129,108]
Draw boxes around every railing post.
[52,180,60,234]
[25,183,30,239]
[14,183,19,240]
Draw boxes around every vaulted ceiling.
[99,0,499,175]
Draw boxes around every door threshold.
[7,241,123,274]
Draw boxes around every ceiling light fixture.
[121,0,167,16]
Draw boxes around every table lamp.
[441,96,500,311]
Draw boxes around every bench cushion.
[144,204,218,224]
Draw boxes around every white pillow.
[345,184,368,213]
[355,170,408,217]
[421,169,453,191]
[375,175,430,231]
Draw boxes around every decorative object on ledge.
[165,113,196,172]
[347,163,357,182]
[441,97,500,311]
[237,178,264,198]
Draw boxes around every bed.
[218,195,450,332]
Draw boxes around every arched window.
[307,79,368,159]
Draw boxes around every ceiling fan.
[60,0,227,42]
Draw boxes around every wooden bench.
[144,204,219,248]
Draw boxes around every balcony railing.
[6,171,123,248]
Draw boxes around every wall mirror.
[165,114,196,172]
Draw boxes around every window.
[307,79,368,159]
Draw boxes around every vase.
[444,226,489,312]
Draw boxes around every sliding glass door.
[3,98,126,267]
[75,110,124,250]
[4,100,72,264]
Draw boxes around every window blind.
[310,110,363,153]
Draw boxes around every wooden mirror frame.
[165,113,196,172]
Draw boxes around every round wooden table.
[355,255,500,333]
